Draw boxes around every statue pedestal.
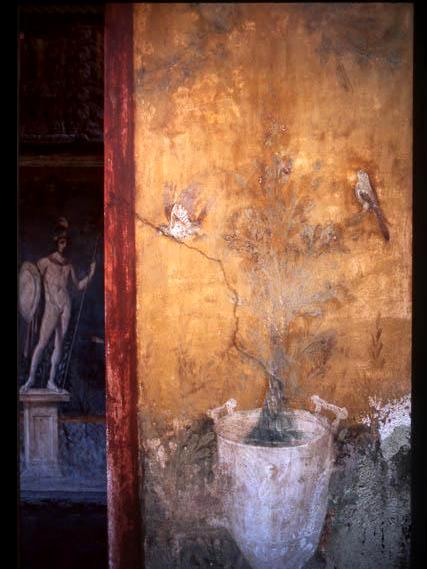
[20,388,70,478]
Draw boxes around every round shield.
[19,262,41,323]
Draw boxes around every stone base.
[20,388,70,478]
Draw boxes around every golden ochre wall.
[133,3,412,437]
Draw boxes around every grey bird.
[354,170,390,241]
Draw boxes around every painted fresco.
[132,4,412,568]
[18,168,105,413]
[18,167,106,492]
[19,217,97,393]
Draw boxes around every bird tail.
[373,205,390,241]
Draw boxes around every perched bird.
[354,170,390,241]
[165,202,200,240]
[160,182,208,240]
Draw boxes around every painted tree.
[223,118,352,443]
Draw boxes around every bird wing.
[163,182,177,220]
[359,188,376,208]
[171,203,191,227]
[196,196,214,224]
[178,183,201,218]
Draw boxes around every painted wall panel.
[129,3,412,567]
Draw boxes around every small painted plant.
[370,312,385,369]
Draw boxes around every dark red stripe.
[104,4,143,568]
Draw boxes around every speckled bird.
[354,170,390,241]
[160,182,208,240]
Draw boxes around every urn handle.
[310,395,348,432]
[207,398,237,424]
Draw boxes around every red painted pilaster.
[104,4,143,568]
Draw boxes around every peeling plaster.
[360,394,411,460]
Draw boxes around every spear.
[60,234,100,390]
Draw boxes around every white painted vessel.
[209,396,347,569]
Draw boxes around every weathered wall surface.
[132,4,412,567]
